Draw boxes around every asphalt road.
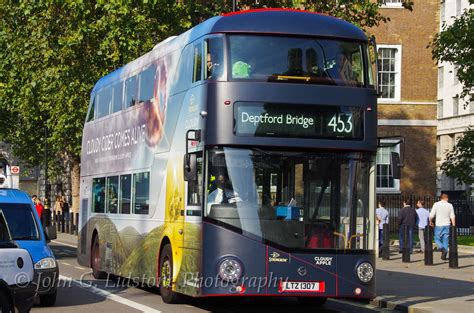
[30,241,401,313]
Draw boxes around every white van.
[0,209,36,313]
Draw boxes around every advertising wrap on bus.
[81,53,183,177]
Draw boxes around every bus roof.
[92,9,366,93]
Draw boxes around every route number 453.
[328,114,353,133]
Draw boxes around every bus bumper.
[200,222,375,299]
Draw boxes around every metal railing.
[377,194,473,236]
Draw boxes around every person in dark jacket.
[398,199,417,254]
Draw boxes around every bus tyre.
[159,244,181,304]
[297,297,328,307]
[0,289,12,313]
[39,288,57,307]
[92,236,107,279]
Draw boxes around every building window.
[470,100,474,113]
[376,141,400,193]
[453,65,459,85]
[456,0,462,16]
[453,96,459,116]
[438,99,444,118]
[438,66,444,89]
[377,45,402,101]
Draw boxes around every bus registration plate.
[279,281,325,292]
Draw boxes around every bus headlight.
[35,257,57,270]
[356,262,374,283]
[218,257,243,281]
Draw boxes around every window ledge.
[376,188,401,194]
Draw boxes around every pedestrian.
[415,200,430,253]
[60,196,70,224]
[398,199,417,254]
[376,200,389,254]
[53,195,61,216]
[34,197,44,221]
[429,193,455,261]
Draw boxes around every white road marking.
[51,240,78,248]
[59,275,162,313]
[61,262,71,266]
[75,266,87,270]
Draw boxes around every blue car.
[0,188,58,306]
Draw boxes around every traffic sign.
[10,166,20,175]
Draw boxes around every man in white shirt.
[429,193,456,260]
[376,201,389,251]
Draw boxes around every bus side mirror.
[44,225,57,242]
[184,153,198,181]
[391,152,402,180]
[184,129,201,182]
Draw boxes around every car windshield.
[229,35,366,87]
[206,147,372,250]
[0,203,40,240]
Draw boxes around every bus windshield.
[206,147,371,250]
[229,35,365,87]
[0,203,40,241]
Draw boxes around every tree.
[432,1,474,105]
[440,129,474,189]
[0,1,190,209]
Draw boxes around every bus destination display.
[235,102,363,140]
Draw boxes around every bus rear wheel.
[297,296,328,307]
[91,236,107,279]
[159,244,181,304]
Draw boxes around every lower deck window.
[91,172,149,215]
[133,172,150,215]
[92,178,106,213]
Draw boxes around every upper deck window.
[229,35,365,88]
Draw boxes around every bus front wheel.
[297,296,328,307]
[91,236,107,279]
[159,244,181,304]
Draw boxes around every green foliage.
[192,0,393,30]
[440,129,474,187]
[0,1,190,172]
[432,1,474,104]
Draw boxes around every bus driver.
[207,174,240,214]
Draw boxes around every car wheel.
[297,296,328,307]
[39,288,57,306]
[159,244,181,304]
[91,236,107,279]
[0,289,12,313]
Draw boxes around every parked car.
[0,188,58,306]
[0,208,36,312]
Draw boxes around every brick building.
[371,0,439,196]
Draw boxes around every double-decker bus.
[78,9,379,305]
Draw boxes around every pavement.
[51,233,474,313]
[373,246,474,313]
